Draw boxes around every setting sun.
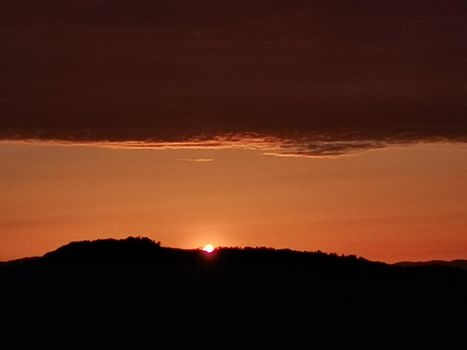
[202,244,215,253]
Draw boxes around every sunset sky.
[1,1,466,262]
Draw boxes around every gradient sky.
[1,1,466,261]
[1,141,466,262]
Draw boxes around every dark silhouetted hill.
[394,259,467,270]
[1,237,466,350]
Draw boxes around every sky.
[1,1,466,261]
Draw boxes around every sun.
[202,244,215,253]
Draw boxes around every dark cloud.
[1,1,466,156]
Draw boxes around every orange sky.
[1,141,466,262]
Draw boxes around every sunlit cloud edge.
[0,133,465,158]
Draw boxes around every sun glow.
[202,244,215,253]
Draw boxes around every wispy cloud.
[177,158,215,162]
[0,135,454,158]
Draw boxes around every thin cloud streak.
[0,135,459,158]
[177,158,215,162]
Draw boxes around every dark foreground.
[1,237,466,349]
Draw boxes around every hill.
[1,237,466,349]
[394,259,467,270]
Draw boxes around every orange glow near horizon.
[0,141,466,263]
